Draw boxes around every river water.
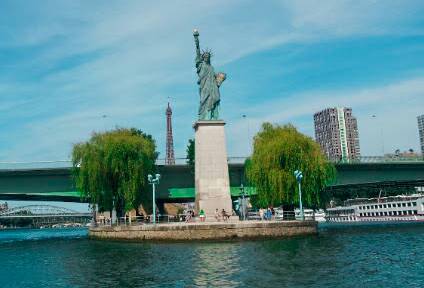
[0,224,423,287]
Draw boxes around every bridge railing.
[335,156,424,164]
[0,160,73,170]
[1,156,423,170]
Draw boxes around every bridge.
[0,157,423,203]
[0,204,91,228]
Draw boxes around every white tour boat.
[326,194,424,223]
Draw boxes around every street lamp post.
[239,184,246,221]
[148,173,161,224]
[294,170,304,221]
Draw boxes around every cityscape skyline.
[0,1,423,161]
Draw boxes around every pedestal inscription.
[194,121,233,220]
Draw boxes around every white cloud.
[225,76,424,157]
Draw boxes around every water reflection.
[191,243,242,287]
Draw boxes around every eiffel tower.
[165,102,175,165]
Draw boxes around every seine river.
[0,224,423,287]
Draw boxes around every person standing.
[259,208,264,221]
[199,209,206,222]
[214,208,220,222]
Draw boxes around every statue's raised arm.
[193,29,201,65]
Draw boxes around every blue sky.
[1,0,424,162]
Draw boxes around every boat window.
[388,204,391,208]
[397,203,401,207]
[384,212,387,216]
[414,210,418,215]
[412,202,417,206]
[402,203,406,207]
[379,205,382,208]
[407,202,411,207]
[383,204,387,208]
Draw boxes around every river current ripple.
[0,224,423,287]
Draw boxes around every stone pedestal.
[194,120,233,221]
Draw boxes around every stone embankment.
[89,220,317,241]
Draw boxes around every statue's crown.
[201,48,213,58]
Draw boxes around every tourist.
[259,208,264,220]
[266,208,272,220]
[222,209,230,221]
[185,210,192,223]
[215,208,220,222]
[199,209,206,222]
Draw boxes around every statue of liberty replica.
[192,29,234,221]
[193,29,226,120]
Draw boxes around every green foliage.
[186,138,195,173]
[246,123,336,208]
[72,128,158,214]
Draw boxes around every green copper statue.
[193,29,226,120]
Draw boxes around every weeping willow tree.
[72,128,158,216]
[246,123,336,208]
[186,138,195,174]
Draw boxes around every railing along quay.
[94,211,303,227]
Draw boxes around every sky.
[1,0,424,163]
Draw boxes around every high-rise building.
[418,115,424,155]
[314,107,360,162]
[165,102,175,165]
